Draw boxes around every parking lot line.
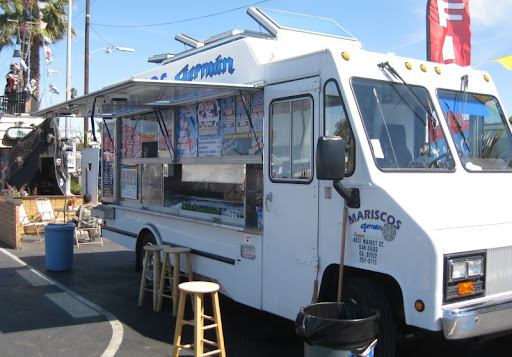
[0,247,124,357]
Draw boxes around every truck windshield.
[437,90,512,171]
[352,78,454,171]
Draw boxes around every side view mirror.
[316,136,360,208]
[316,136,346,180]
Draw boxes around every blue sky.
[1,0,511,122]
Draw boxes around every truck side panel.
[102,207,263,310]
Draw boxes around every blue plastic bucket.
[44,223,75,271]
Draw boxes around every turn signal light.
[458,282,475,295]
[415,300,425,312]
[341,52,350,61]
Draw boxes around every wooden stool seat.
[138,244,165,311]
[144,245,165,253]
[172,281,226,357]
[157,246,193,314]
[179,281,219,294]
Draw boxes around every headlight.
[468,258,483,277]
[445,253,485,302]
[450,260,468,280]
[448,256,484,282]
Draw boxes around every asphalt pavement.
[0,235,302,357]
[1,235,509,357]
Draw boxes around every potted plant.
[66,196,77,210]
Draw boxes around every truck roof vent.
[175,33,204,48]
[148,53,175,64]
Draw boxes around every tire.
[342,276,396,357]
[136,232,157,275]
[318,264,339,302]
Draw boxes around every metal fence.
[0,92,27,115]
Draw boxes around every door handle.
[265,192,272,212]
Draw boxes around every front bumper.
[442,295,512,339]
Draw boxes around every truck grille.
[486,246,512,296]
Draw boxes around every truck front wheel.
[343,276,396,357]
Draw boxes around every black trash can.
[295,302,379,357]
[44,223,75,271]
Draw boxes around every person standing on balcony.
[5,63,20,94]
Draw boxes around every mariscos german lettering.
[348,209,402,230]
[175,55,235,81]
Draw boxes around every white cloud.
[470,0,512,27]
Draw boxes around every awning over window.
[32,78,262,119]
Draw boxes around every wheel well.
[319,264,406,327]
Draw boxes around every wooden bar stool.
[138,244,164,311]
[157,246,193,314]
[172,281,226,357]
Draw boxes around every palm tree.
[0,1,26,90]
[0,0,74,99]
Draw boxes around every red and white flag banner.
[427,0,471,66]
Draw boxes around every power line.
[89,25,114,47]
[90,0,269,28]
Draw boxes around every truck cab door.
[262,77,320,319]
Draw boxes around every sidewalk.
[0,235,302,357]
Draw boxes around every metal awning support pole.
[154,108,175,161]
[84,0,90,148]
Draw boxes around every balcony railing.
[0,92,27,115]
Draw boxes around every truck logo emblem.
[382,223,396,242]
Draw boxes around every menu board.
[221,96,236,155]
[121,118,142,159]
[177,104,197,156]
[198,99,221,157]
[222,92,263,156]
[102,119,116,199]
[117,91,264,162]
[121,165,139,199]
[158,109,174,158]
[249,91,264,154]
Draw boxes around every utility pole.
[84,0,90,148]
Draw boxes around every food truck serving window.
[270,96,313,182]
[352,78,455,171]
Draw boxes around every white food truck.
[34,8,512,356]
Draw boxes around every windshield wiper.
[378,62,442,156]
[378,61,432,117]
[460,74,469,118]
